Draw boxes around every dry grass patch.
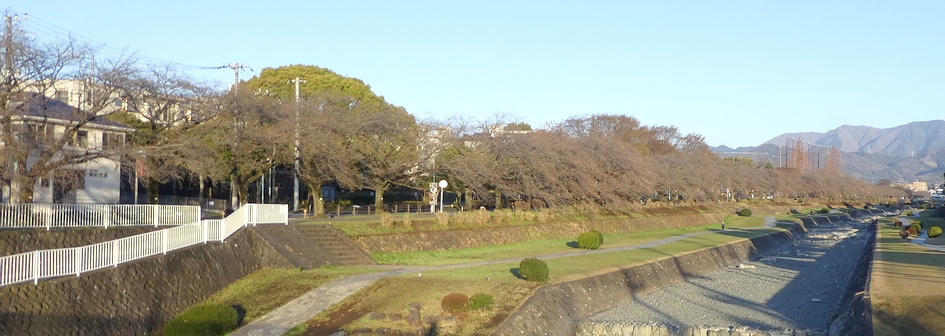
[307,277,541,335]
[871,223,945,335]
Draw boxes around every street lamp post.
[290,77,305,212]
[438,180,448,212]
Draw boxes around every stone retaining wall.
[0,229,292,335]
[492,224,806,336]
[0,227,158,257]
[356,213,729,253]
[353,205,861,253]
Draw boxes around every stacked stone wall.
[0,227,157,256]
[0,229,292,335]
[353,204,840,253]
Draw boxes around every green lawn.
[871,219,945,336]
[373,214,775,266]
[415,226,785,283]
[193,267,377,324]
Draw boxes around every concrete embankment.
[577,219,874,336]
[492,221,807,336]
[493,210,888,336]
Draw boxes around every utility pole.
[4,14,25,203]
[289,77,306,212]
[4,15,13,85]
[226,63,251,209]
[3,14,25,87]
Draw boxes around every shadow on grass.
[232,304,247,326]
[873,301,942,336]
[876,250,945,269]
[566,241,579,248]
[509,268,522,279]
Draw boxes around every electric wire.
[7,10,230,72]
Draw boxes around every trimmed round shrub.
[930,226,942,238]
[593,230,604,246]
[912,222,922,232]
[467,293,494,311]
[164,304,239,336]
[899,230,910,239]
[908,225,919,236]
[819,207,830,214]
[895,220,903,227]
[441,293,469,315]
[737,208,752,217]
[519,258,549,282]
[577,230,603,249]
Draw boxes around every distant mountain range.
[711,120,945,185]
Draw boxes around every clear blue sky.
[6,1,944,147]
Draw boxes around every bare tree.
[345,101,430,211]
[1,18,139,203]
[294,94,362,216]
[110,64,221,203]
[191,87,290,207]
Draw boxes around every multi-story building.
[1,92,133,204]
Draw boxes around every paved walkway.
[231,221,772,336]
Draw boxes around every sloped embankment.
[578,218,875,335]
[491,221,807,335]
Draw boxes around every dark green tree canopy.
[245,64,388,106]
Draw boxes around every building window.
[56,91,69,103]
[74,130,88,148]
[114,98,123,108]
[102,133,124,149]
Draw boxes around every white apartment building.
[1,92,133,204]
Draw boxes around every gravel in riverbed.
[585,221,870,332]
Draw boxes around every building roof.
[11,92,134,132]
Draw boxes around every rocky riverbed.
[580,220,871,335]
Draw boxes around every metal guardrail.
[0,204,287,286]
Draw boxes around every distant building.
[892,181,929,194]
[1,93,133,204]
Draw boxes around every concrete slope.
[248,225,336,269]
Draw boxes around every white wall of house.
[7,122,127,204]
[74,158,123,204]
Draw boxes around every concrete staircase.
[296,225,375,266]
[249,224,374,269]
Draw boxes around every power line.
[10,11,229,72]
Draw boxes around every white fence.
[0,204,287,287]
[0,204,201,229]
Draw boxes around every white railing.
[0,204,201,229]
[0,204,287,287]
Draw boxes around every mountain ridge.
[711,119,945,185]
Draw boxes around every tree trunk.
[198,174,205,201]
[238,184,250,207]
[464,188,473,210]
[146,179,159,204]
[374,183,388,211]
[230,179,239,209]
[307,183,325,218]
[13,176,35,204]
[494,189,502,209]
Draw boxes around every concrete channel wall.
[492,222,808,336]
[492,210,888,336]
